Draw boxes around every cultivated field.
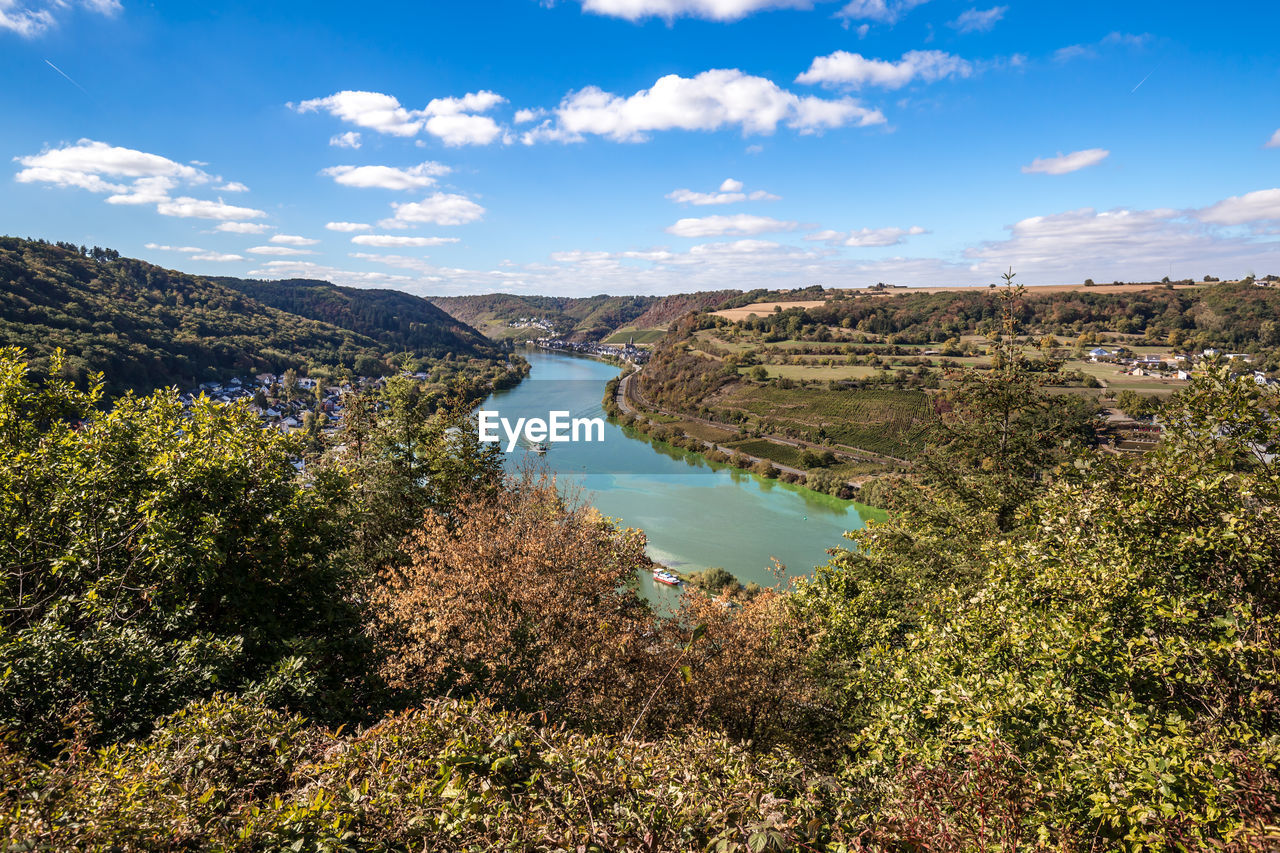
[602,327,667,344]
[711,300,829,322]
[713,384,934,460]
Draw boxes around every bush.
[0,695,864,851]
[0,350,369,751]
[751,460,780,478]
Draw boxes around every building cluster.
[1086,347,1276,387]
[179,372,389,435]
[507,317,558,335]
[534,337,650,364]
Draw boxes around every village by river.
[482,348,880,603]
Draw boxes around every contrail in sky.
[44,59,90,96]
[1130,65,1160,94]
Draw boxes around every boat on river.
[652,569,681,586]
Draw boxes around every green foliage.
[0,237,499,397]
[0,695,872,852]
[214,276,496,360]
[797,367,1280,848]
[687,566,743,598]
[0,349,370,750]
[431,290,735,341]
[329,376,505,578]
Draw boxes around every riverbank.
[604,368,893,507]
[481,349,878,591]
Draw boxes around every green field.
[714,385,933,460]
[749,363,882,380]
[603,327,667,344]
[724,438,811,469]
[1067,360,1188,394]
[679,421,740,444]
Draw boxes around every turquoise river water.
[483,349,879,604]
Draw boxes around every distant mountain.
[213,277,494,359]
[429,291,739,342]
[0,237,495,396]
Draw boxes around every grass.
[679,421,740,444]
[724,438,811,469]
[711,300,828,322]
[602,327,667,344]
[1067,360,1188,393]
[745,364,883,380]
[714,384,934,460]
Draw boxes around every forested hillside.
[429,290,737,341]
[214,276,495,358]
[713,281,1280,349]
[0,237,497,396]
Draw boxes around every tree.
[810,368,1280,848]
[370,475,656,728]
[0,349,367,751]
[328,375,503,578]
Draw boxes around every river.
[483,349,879,603]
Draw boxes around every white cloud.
[950,5,1005,33]
[246,260,413,287]
[321,161,451,190]
[962,202,1280,279]
[836,0,929,25]
[330,131,363,149]
[156,196,266,220]
[216,181,249,192]
[1053,44,1093,62]
[0,0,119,37]
[806,225,926,246]
[1266,129,1280,149]
[269,234,320,246]
[666,178,780,205]
[351,234,461,247]
[216,221,273,234]
[144,243,204,253]
[16,139,208,187]
[425,90,505,115]
[796,50,972,90]
[13,139,263,221]
[666,214,798,237]
[1054,32,1150,63]
[295,89,508,146]
[423,113,504,146]
[144,243,245,263]
[191,252,245,262]
[105,176,178,205]
[380,192,486,227]
[568,0,813,22]
[1021,148,1110,175]
[247,245,314,256]
[1102,31,1152,49]
[513,108,546,124]
[295,91,423,136]
[525,69,883,144]
[1197,189,1280,226]
[325,221,373,232]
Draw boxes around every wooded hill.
[0,237,498,396]
[429,290,736,341]
[711,281,1280,350]
[212,276,494,359]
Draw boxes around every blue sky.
[2,0,1279,295]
